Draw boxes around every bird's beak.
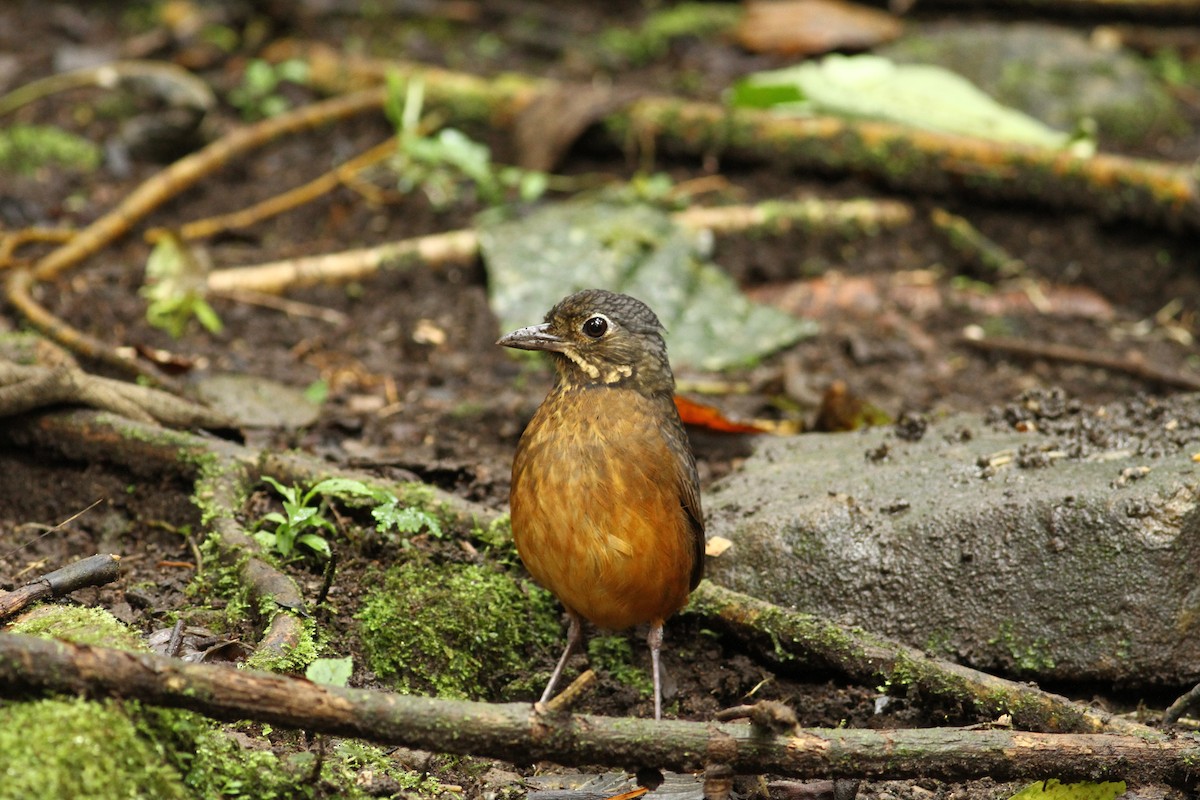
[496,323,568,352]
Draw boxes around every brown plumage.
[498,289,704,719]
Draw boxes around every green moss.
[186,534,252,628]
[0,697,441,800]
[587,635,653,696]
[9,605,147,652]
[0,124,102,174]
[989,621,1056,673]
[0,698,189,800]
[2,609,442,798]
[922,630,957,657]
[187,452,246,528]
[474,512,515,556]
[356,559,560,699]
[599,3,742,66]
[325,740,447,795]
[243,614,320,674]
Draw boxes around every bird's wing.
[674,432,706,592]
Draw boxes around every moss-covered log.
[0,632,1197,786]
[686,581,1154,737]
[276,41,1200,233]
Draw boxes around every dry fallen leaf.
[705,536,734,557]
[736,0,902,57]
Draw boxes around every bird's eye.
[581,316,608,338]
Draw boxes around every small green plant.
[228,58,310,120]
[140,234,224,339]
[386,76,548,209]
[253,476,442,560]
[253,476,337,560]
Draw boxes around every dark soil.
[1,2,1197,798]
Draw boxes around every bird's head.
[497,289,674,395]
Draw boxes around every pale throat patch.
[562,349,633,384]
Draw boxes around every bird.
[497,288,704,720]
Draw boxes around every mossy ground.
[1,604,443,799]
[356,558,561,699]
[9,604,147,652]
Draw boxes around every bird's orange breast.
[510,387,697,631]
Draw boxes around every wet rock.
[705,392,1200,686]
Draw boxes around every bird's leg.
[648,621,664,720]
[540,610,584,704]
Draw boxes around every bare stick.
[206,197,907,296]
[0,554,121,620]
[959,335,1200,392]
[4,268,181,390]
[33,86,387,282]
[207,230,481,295]
[164,135,399,243]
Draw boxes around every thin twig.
[161,135,399,243]
[959,335,1200,392]
[206,197,908,296]
[1164,683,1200,726]
[543,669,597,714]
[4,268,181,390]
[0,554,122,620]
[33,85,387,282]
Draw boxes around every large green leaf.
[480,200,816,371]
[732,54,1075,149]
[1009,779,1126,800]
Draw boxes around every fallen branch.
[0,359,233,428]
[687,581,1153,737]
[1164,683,1200,726]
[0,632,1196,786]
[160,135,399,243]
[959,335,1200,392]
[3,86,389,383]
[206,197,910,295]
[0,554,122,620]
[276,42,1200,232]
[616,96,1200,231]
[5,268,183,391]
[32,85,387,283]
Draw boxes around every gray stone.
[881,22,1186,146]
[704,393,1200,686]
